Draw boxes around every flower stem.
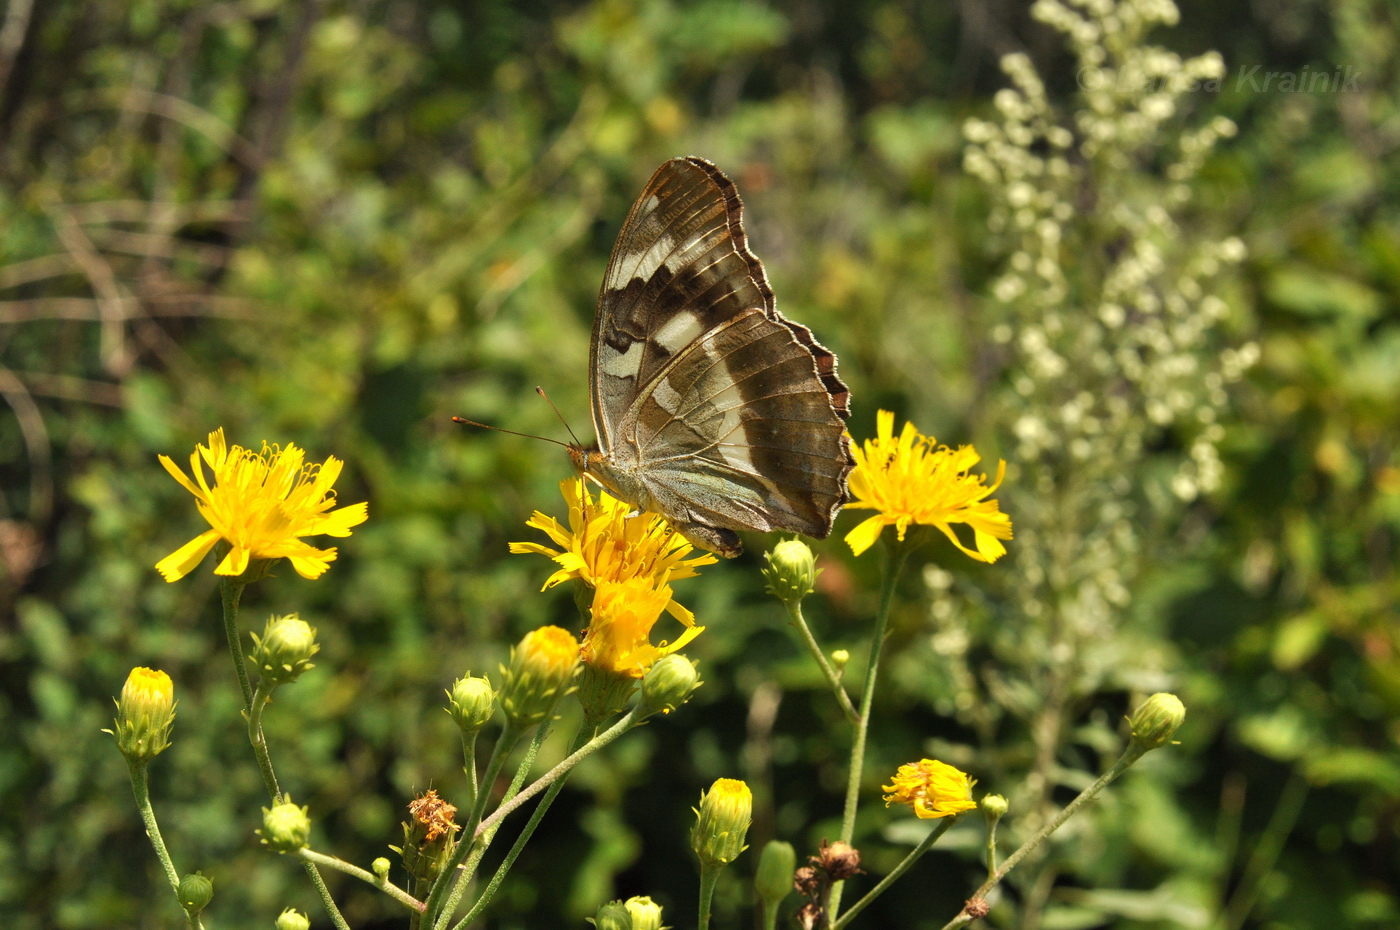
[461,731,479,816]
[219,577,348,930]
[298,848,424,913]
[985,815,1000,880]
[126,759,200,928]
[939,746,1148,930]
[473,709,639,841]
[697,861,722,930]
[421,723,522,927]
[832,815,959,930]
[248,678,281,799]
[219,577,253,710]
[435,721,553,929]
[828,541,911,920]
[784,599,859,725]
[451,722,594,929]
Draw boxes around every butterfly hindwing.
[586,157,853,555]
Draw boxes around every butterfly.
[566,156,854,558]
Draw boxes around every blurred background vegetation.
[2,0,1397,928]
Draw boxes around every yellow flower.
[882,758,977,820]
[510,478,716,624]
[582,577,705,678]
[844,410,1013,561]
[155,429,368,582]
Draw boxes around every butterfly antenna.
[535,386,583,447]
[451,417,569,448]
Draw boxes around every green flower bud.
[980,793,1008,821]
[108,667,176,763]
[830,649,850,670]
[177,872,213,916]
[275,908,310,930]
[755,840,796,906]
[499,626,580,730]
[691,778,752,868]
[447,674,495,734]
[259,797,311,853]
[372,856,391,879]
[1129,692,1186,752]
[762,539,818,604]
[249,614,319,686]
[623,896,664,930]
[638,654,701,717]
[590,900,633,930]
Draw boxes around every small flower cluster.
[961,0,1255,648]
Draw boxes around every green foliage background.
[1,0,1397,928]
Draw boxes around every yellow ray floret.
[509,478,716,624]
[844,410,1013,560]
[155,428,368,582]
[582,576,705,678]
[882,758,977,820]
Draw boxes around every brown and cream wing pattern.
[589,155,853,544]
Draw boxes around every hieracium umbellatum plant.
[107,5,1225,923]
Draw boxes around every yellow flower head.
[582,576,705,678]
[155,429,368,582]
[882,758,977,820]
[510,478,716,624]
[844,411,1013,561]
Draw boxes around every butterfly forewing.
[587,156,853,555]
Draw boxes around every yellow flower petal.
[155,529,223,582]
[844,514,889,557]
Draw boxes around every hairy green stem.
[828,542,911,920]
[421,722,522,926]
[299,848,423,912]
[435,721,553,929]
[985,815,1000,880]
[832,815,959,930]
[219,578,253,710]
[248,679,281,799]
[219,576,348,930]
[473,709,640,841]
[451,723,594,929]
[126,759,200,929]
[784,599,859,724]
[939,745,1148,930]
[697,861,722,930]
[460,731,480,816]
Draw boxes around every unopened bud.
[372,856,391,879]
[755,840,796,906]
[763,539,818,604]
[275,908,310,930]
[250,615,319,686]
[1129,692,1186,751]
[109,667,176,763]
[447,674,495,734]
[830,649,850,670]
[590,900,633,930]
[259,797,311,853]
[499,626,579,729]
[691,778,752,868]
[623,895,664,930]
[980,794,1008,821]
[177,872,213,916]
[639,654,701,716]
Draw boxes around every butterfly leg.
[673,520,743,559]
